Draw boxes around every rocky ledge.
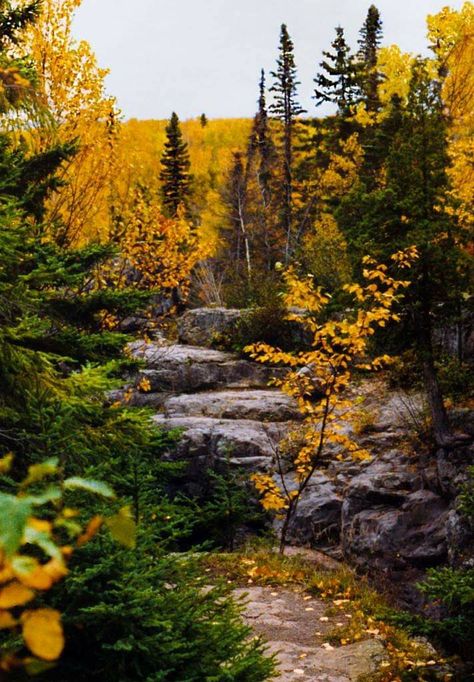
[122,310,473,607]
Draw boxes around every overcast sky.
[72,0,463,121]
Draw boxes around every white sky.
[72,0,464,121]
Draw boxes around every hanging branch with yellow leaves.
[247,247,418,553]
[0,454,135,676]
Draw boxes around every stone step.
[162,389,301,422]
[152,415,291,469]
[129,342,285,393]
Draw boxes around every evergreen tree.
[246,69,278,271]
[314,26,358,117]
[338,60,472,446]
[356,5,383,112]
[159,111,192,218]
[199,112,208,127]
[0,0,41,50]
[254,69,274,207]
[270,24,306,263]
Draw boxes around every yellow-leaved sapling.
[247,247,418,553]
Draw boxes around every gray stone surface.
[235,586,386,681]
[162,389,300,422]
[342,488,449,570]
[122,336,474,578]
[286,474,343,546]
[177,307,245,346]
[129,342,283,393]
[152,415,290,468]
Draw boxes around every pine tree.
[356,5,383,112]
[270,24,306,263]
[314,26,358,117]
[159,111,192,218]
[199,112,208,127]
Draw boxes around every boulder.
[162,389,300,422]
[153,415,290,471]
[129,343,284,393]
[284,472,343,546]
[177,308,245,346]
[342,488,449,570]
[436,443,474,497]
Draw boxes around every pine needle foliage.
[159,111,192,218]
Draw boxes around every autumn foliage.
[248,247,418,552]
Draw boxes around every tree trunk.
[283,118,293,264]
[416,271,452,447]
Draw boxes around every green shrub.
[180,464,269,551]
[388,350,423,390]
[417,567,474,647]
[435,356,474,402]
[46,539,275,682]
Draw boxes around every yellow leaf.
[27,518,52,534]
[0,453,13,474]
[0,609,17,629]
[0,582,35,608]
[22,609,64,661]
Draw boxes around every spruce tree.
[245,69,279,271]
[356,5,383,112]
[159,111,191,218]
[270,24,306,263]
[337,60,472,446]
[0,0,41,49]
[254,69,274,206]
[314,26,358,117]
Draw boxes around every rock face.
[152,415,289,470]
[123,319,474,585]
[177,307,245,346]
[162,389,300,421]
[130,342,283,393]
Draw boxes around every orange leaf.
[77,515,103,547]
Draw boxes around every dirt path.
[235,585,385,681]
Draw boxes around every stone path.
[235,585,385,681]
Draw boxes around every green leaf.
[0,493,32,556]
[63,478,115,498]
[26,487,62,506]
[23,527,62,561]
[24,658,56,676]
[106,507,136,548]
[23,458,59,487]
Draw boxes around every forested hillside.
[0,0,473,680]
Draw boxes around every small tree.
[159,111,192,218]
[247,247,417,553]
